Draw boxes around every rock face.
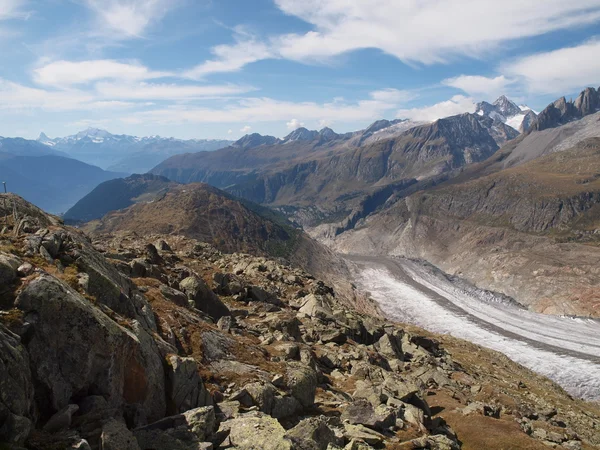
[15,274,166,422]
[179,276,230,321]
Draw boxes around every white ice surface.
[356,262,600,400]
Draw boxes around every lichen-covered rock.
[15,274,166,422]
[286,362,318,408]
[218,412,293,450]
[286,416,339,450]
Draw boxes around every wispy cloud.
[189,0,600,75]
[0,0,24,20]
[118,88,411,126]
[83,0,178,38]
[184,33,273,79]
[442,75,515,100]
[503,39,600,95]
[286,118,304,130]
[396,95,476,122]
[33,59,171,86]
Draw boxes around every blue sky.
[0,0,599,140]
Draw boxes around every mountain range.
[38,128,232,174]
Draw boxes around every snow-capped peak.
[476,95,538,133]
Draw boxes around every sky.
[0,0,599,140]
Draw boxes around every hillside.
[83,182,299,258]
[0,194,599,450]
[64,174,178,223]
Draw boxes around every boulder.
[298,294,333,320]
[271,395,302,419]
[0,252,21,284]
[179,276,229,321]
[286,416,339,450]
[374,333,404,361]
[341,399,396,431]
[15,275,166,423]
[218,412,293,450]
[159,285,189,307]
[101,419,141,450]
[213,272,244,295]
[244,381,276,414]
[166,355,212,415]
[134,406,216,450]
[247,286,284,306]
[286,362,318,408]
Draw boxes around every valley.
[349,256,600,401]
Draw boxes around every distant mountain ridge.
[38,128,233,173]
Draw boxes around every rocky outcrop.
[532,87,600,131]
[15,275,166,423]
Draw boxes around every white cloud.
[193,1,600,74]
[396,95,476,122]
[273,0,600,64]
[240,125,252,133]
[0,0,23,19]
[503,40,600,95]
[33,60,170,86]
[286,118,304,130]
[442,75,514,99]
[84,0,177,38]
[227,129,233,134]
[184,36,273,78]
[118,88,409,126]
[94,81,255,100]
[0,78,95,111]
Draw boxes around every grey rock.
[166,355,211,415]
[0,252,21,284]
[43,404,79,432]
[15,275,166,423]
[134,406,216,450]
[218,412,293,450]
[101,419,140,450]
[271,395,302,419]
[342,424,384,446]
[244,381,276,414]
[180,276,229,321]
[374,333,404,361]
[159,285,189,307]
[298,294,333,320]
[72,440,93,450]
[247,286,283,306]
[16,262,33,277]
[341,399,396,431]
[286,416,339,450]
[286,362,318,408]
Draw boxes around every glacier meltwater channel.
[350,256,600,401]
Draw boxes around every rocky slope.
[1,194,599,450]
